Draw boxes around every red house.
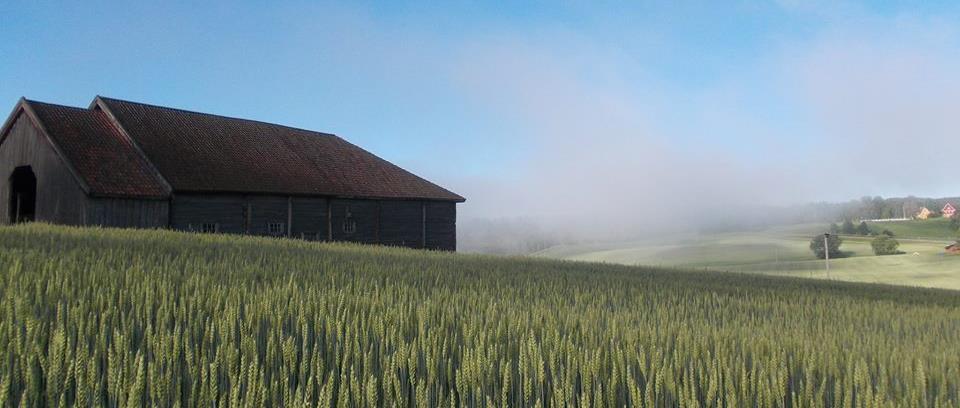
[943,203,957,218]
[946,243,960,255]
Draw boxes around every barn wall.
[329,199,378,243]
[290,196,328,240]
[171,194,327,238]
[86,198,169,228]
[169,193,458,250]
[170,194,246,233]
[0,112,89,225]
[247,195,289,236]
[425,201,457,251]
[379,200,423,248]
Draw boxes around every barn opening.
[9,166,37,223]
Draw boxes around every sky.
[3,1,960,236]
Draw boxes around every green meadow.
[866,217,959,240]
[536,222,960,290]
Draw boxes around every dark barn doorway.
[9,166,37,223]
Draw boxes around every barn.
[0,96,465,250]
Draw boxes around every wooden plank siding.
[329,199,379,244]
[379,200,423,248]
[290,197,329,240]
[169,194,457,250]
[85,198,168,228]
[425,201,457,251]
[171,194,247,233]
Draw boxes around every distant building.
[0,96,465,250]
[946,243,960,255]
[916,207,933,220]
[942,203,956,218]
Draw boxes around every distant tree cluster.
[830,220,872,236]
[788,196,960,225]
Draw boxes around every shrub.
[857,221,871,236]
[871,235,901,255]
[810,234,843,259]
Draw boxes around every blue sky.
[3,1,960,224]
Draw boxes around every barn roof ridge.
[94,95,340,138]
[22,99,89,110]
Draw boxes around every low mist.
[446,14,960,253]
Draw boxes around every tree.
[857,221,871,236]
[871,235,900,255]
[810,234,843,259]
[829,223,840,234]
[841,219,856,235]
[949,215,960,232]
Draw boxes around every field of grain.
[1,224,959,406]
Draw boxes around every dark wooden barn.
[0,96,464,250]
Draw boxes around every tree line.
[811,221,902,258]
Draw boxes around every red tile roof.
[25,100,170,199]
[96,97,464,202]
[11,97,463,202]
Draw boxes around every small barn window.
[200,223,219,233]
[342,206,356,234]
[268,222,286,235]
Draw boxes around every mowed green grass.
[536,223,960,290]
[867,217,960,240]
[0,224,959,406]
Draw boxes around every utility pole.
[823,233,831,279]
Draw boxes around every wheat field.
[0,224,958,406]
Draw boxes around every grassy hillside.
[867,218,959,240]
[536,224,960,290]
[1,225,959,406]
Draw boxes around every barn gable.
[0,104,88,224]
[27,100,170,199]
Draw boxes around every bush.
[871,235,901,255]
[857,221,871,236]
[881,229,895,237]
[810,234,843,259]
